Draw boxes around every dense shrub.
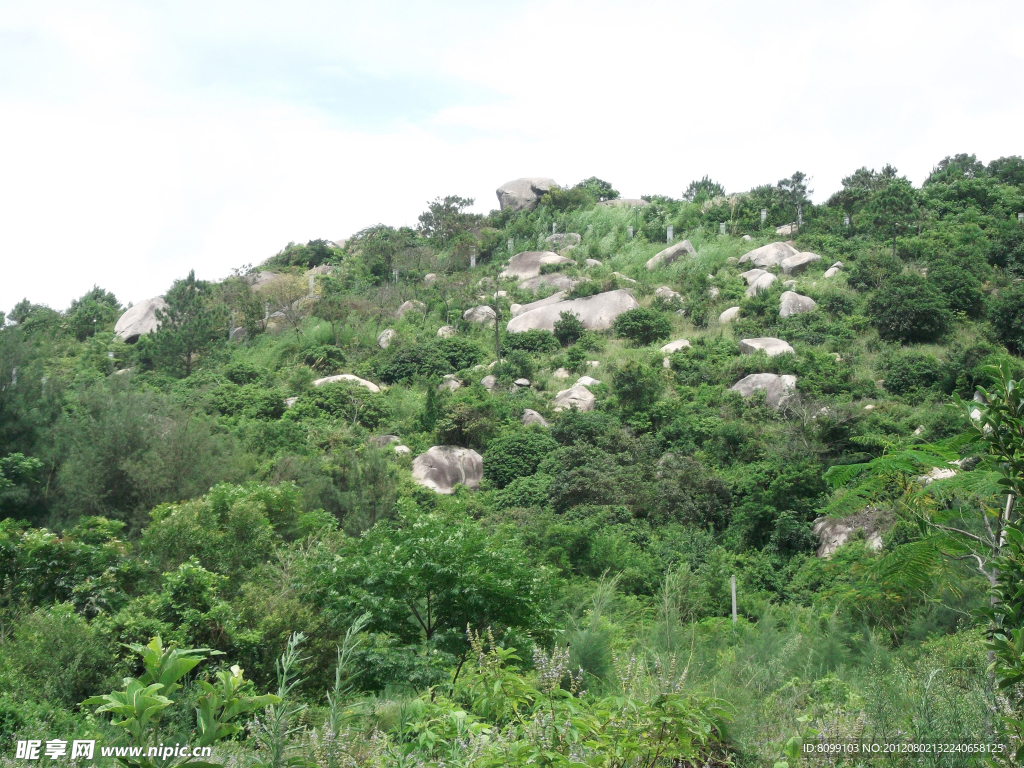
[504,329,559,354]
[302,344,346,372]
[989,284,1024,354]
[613,307,672,346]
[287,381,390,428]
[553,311,585,347]
[927,262,984,317]
[867,273,951,343]
[209,382,286,420]
[483,430,559,488]
[848,251,903,291]
[223,360,263,385]
[375,338,483,383]
[879,350,944,396]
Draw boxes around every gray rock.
[779,291,816,318]
[645,240,696,270]
[114,298,168,343]
[830,261,844,269]
[313,373,383,393]
[395,299,425,318]
[781,252,822,275]
[660,339,691,354]
[738,242,799,268]
[521,408,550,427]
[284,396,298,408]
[251,271,287,291]
[370,434,401,447]
[463,305,497,324]
[229,326,247,342]
[707,286,720,299]
[519,273,578,293]
[745,272,777,297]
[612,272,637,284]
[545,232,582,251]
[738,337,794,357]
[729,373,798,408]
[511,291,566,317]
[514,378,531,387]
[506,289,639,333]
[438,375,462,393]
[412,445,483,494]
[775,222,797,236]
[500,250,575,280]
[655,286,682,300]
[394,445,411,455]
[597,198,649,207]
[813,509,888,558]
[740,268,768,286]
[552,367,570,379]
[481,375,497,391]
[585,258,603,267]
[823,267,842,278]
[574,375,601,387]
[377,328,396,349]
[742,234,752,241]
[437,325,457,338]
[552,385,596,412]
[719,306,740,323]
[496,178,557,212]
[783,280,797,288]
[424,273,437,286]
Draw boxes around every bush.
[613,307,672,346]
[209,382,286,420]
[505,329,559,354]
[288,381,391,428]
[867,274,951,343]
[554,311,585,347]
[848,251,903,291]
[612,359,663,414]
[223,360,263,385]
[928,262,984,317]
[880,350,944,396]
[302,344,346,372]
[484,431,559,488]
[989,284,1024,354]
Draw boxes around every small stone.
[395,300,426,318]
[585,258,603,267]
[423,273,437,286]
[745,272,777,297]
[552,367,570,379]
[655,286,682,300]
[552,385,596,412]
[481,375,497,391]
[708,286,720,299]
[738,337,794,357]
[522,408,550,427]
[463,305,497,324]
[514,378,531,387]
[575,375,601,387]
[719,306,740,323]
[779,291,816,318]
[436,325,457,338]
[377,328,396,349]
[660,339,691,354]
[394,445,411,455]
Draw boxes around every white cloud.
[0,0,1022,311]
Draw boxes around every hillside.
[2,155,1024,765]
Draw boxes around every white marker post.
[507,238,514,253]
[844,215,850,229]
[719,222,726,235]
[760,208,767,225]
[627,226,634,239]
[667,225,673,242]
[731,575,737,625]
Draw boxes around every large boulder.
[597,198,649,207]
[585,258,603,267]
[519,274,578,293]
[436,325,457,338]
[661,339,691,354]
[740,268,768,286]
[739,337,794,357]
[423,273,438,286]
[655,286,682,300]
[738,242,799,268]
[377,328,396,349]
[546,232,581,251]
[781,252,822,275]
[463,305,497,324]
[114,298,168,343]
[729,373,797,408]
[823,262,844,278]
[813,509,888,558]
[745,272,777,297]
[574,375,601,387]
[312,373,382,393]
[779,291,816,318]
[507,289,639,333]
[521,408,550,427]
[511,291,566,317]
[412,446,483,494]
[395,299,426,318]
[645,240,696,270]
[612,272,637,284]
[552,385,596,412]
[251,271,287,291]
[500,251,575,280]
[496,178,557,212]
[719,306,740,323]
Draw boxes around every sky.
[1,0,1022,312]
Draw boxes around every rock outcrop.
[781,252,822,275]
[779,291,816,318]
[738,337,794,357]
[507,289,639,333]
[719,306,740,323]
[740,268,768,286]
[423,273,437,286]
[411,446,483,494]
[496,178,557,212]
[463,306,497,324]
[519,274,577,293]
[574,375,601,387]
[511,292,566,317]
[377,329,396,349]
[500,251,575,280]
[395,299,425,318]
[552,385,596,412]
[645,240,696,270]
[823,261,845,278]
[521,409,550,427]
[745,273,777,297]
[738,242,799,268]
[312,373,382,393]
[114,298,168,343]
[813,509,888,558]
[729,373,797,408]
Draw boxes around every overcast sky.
[1,0,1022,312]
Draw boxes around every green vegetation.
[3,156,1024,765]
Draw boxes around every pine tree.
[152,270,226,376]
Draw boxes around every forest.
[3,153,1024,766]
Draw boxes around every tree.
[682,176,725,204]
[65,286,121,341]
[613,307,672,346]
[417,195,477,245]
[990,284,1024,354]
[574,177,619,202]
[988,155,1024,187]
[483,431,558,489]
[264,275,309,339]
[612,359,663,415]
[152,271,226,376]
[924,153,987,186]
[323,509,550,655]
[867,178,920,255]
[867,273,951,344]
[553,311,584,347]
